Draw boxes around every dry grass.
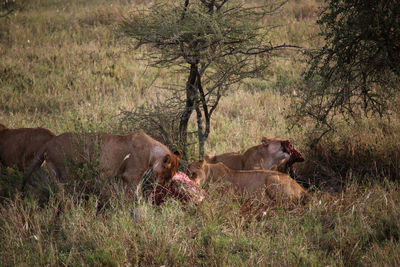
[1,181,399,266]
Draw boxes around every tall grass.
[1,0,399,265]
[1,181,399,266]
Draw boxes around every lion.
[23,130,182,192]
[0,124,55,171]
[205,137,304,174]
[186,160,308,201]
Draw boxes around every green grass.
[1,0,400,265]
[1,181,399,266]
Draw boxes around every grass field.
[1,0,400,266]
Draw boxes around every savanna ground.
[1,0,400,266]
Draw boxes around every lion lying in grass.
[205,137,304,173]
[24,130,182,192]
[186,160,308,201]
[0,124,55,171]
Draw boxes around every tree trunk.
[195,70,210,160]
[196,106,205,159]
[179,63,198,157]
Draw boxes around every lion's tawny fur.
[24,130,181,191]
[205,137,290,171]
[187,160,308,201]
[0,124,55,171]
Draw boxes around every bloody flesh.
[152,172,205,205]
[281,140,304,176]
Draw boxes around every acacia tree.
[295,0,400,141]
[121,0,295,158]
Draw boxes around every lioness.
[186,160,308,201]
[24,130,182,192]
[0,124,55,171]
[205,137,304,173]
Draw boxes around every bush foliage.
[295,0,400,137]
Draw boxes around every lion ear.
[174,150,183,159]
[261,137,271,146]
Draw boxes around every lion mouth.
[282,140,304,164]
[279,140,304,177]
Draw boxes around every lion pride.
[23,130,182,192]
[0,124,55,171]
[186,160,308,201]
[205,137,304,172]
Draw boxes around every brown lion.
[186,160,308,201]
[205,137,304,174]
[0,124,55,171]
[23,130,182,192]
